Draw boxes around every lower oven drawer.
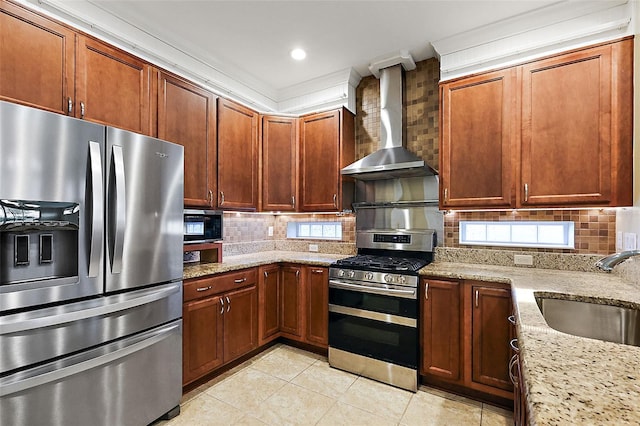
[328,310,417,369]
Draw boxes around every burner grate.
[335,255,428,272]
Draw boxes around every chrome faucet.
[595,250,640,272]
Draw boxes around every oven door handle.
[329,280,416,299]
[329,304,417,327]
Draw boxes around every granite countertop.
[183,251,349,280]
[420,262,640,425]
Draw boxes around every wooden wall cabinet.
[217,98,259,210]
[299,108,355,212]
[261,115,297,211]
[0,0,75,115]
[182,268,258,385]
[158,72,217,207]
[421,278,513,403]
[439,37,633,209]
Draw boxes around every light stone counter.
[420,262,640,425]
[183,251,349,280]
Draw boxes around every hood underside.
[342,62,437,180]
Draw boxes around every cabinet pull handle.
[444,188,448,202]
[524,183,529,202]
[333,193,337,208]
[196,286,212,292]
[508,315,516,325]
[219,191,225,205]
[220,298,224,314]
[291,195,295,207]
[311,269,323,274]
[67,97,73,115]
[475,290,479,308]
[425,282,429,300]
[509,354,519,386]
[226,296,230,312]
[296,270,300,279]
[264,271,268,278]
[510,338,519,353]
[234,278,246,284]
[208,190,213,205]
[80,101,85,119]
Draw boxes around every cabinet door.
[299,110,340,211]
[217,98,258,210]
[262,115,297,211]
[421,279,461,381]
[158,72,216,207]
[520,44,614,206]
[183,296,223,385]
[440,69,516,208]
[0,1,75,115]
[223,285,258,362]
[471,285,512,392]
[280,265,303,338]
[258,265,280,345]
[306,267,328,347]
[76,36,151,134]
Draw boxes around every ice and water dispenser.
[0,200,79,285]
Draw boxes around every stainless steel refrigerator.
[0,101,184,425]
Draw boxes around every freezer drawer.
[1,282,182,373]
[0,321,182,426]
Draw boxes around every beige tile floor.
[158,344,512,426]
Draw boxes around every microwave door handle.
[87,141,103,277]
[110,145,126,274]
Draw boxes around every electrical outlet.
[268,226,273,237]
[309,244,319,252]
[623,232,637,250]
[514,254,533,266]
[616,231,623,250]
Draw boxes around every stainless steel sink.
[535,295,640,347]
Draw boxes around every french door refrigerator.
[0,101,184,425]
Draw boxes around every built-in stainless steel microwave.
[184,209,223,244]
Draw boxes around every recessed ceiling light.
[290,48,306,61]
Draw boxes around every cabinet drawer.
[184,268,257,302]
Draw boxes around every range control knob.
[348,270,355,278]
[365,272,374,281]
[399,276,406,284]
[384,274,392,283]
[337,270,345,277]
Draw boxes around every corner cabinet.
[157,72,217,207]
[439,37,633,209]
[217,98,259,210]
[0,0,75,115]
[299,108,355,212]
[261,115,297,211]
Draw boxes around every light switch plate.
[268,226,274,237]
[309,244,319,252]
[514,254,533,266]
[623,233,637,250]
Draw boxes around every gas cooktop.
[333,254,429,273]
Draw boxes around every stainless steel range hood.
[341,64,438,181]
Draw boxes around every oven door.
[328,282,417,369]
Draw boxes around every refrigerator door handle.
[0,322,180,397]
[0,283,181,335]
[110,145,126,274]
[88,141,104,278]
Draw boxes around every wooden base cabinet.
[258,264,281,345]
[182,269,258,386]
[305,267,329,347]
[280,265,303,338]
[421,278,513,402]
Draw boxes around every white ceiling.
[86,0,561,92]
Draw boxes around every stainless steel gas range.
[328,227,436,392]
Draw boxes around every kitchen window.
[286,221,342,240]
[459,221,574,249]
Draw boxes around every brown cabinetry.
[421,279,461,380]
[440,69,515,208]
[421,278,513,404]
[261,115,297,211]
[280,265,303,338]
[0,0,75,115]
[217,98,259,210]
[76,36,151,134]
[258,265,280,345]
[158,72,216,207]
[439,37,633,209]
[182,268,258,385]
[299,108,355,212]
[305,267,329,347]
